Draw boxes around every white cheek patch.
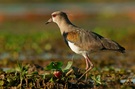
[52,17,56,23]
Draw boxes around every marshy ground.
[0,13,135,89]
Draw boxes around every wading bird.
[46,11,125,81]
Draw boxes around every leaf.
[45,64,53,70]
[63,61,73,72]
[45,62,63,70]
[32,71,38,75]
[91,75,102,85]
[49,77,54,82]
[55,61,63,69]
[96,75,102,84]
[16,62,23,72]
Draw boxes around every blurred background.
[0,0,135,70]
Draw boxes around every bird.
[46,11,125,81]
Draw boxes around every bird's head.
[46,11,69,25]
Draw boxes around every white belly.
[68,41,87,55]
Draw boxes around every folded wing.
[64,29,125,53]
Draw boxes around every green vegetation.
[0,61,134,88]
[0,13,134,88]
[0,20,134,56]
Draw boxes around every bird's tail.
[101,38,125,53]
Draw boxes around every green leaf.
[49,77,54,82]
[91,75,102,85]
[32,71,38,75]
[63,61,73,72]
[45,62,63,70]
[55,61,63,69]
[96,75,102,84]
[16,62,23,72]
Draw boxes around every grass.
[0,19,134,54]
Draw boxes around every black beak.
[46,18,53,24]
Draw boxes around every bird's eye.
[52,14,57,17]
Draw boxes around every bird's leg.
[85,58,89,81]
[78,55,94,81]
[85,57,89,70]
[85,56,94,81]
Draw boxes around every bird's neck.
[56,19,76,34]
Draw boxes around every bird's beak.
[46,18,53,24]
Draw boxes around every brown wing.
[64,29,125,53]
[63,30,103,52]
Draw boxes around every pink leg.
[85,57,89,70]
[78,54,94,81]
[85,58,89,81]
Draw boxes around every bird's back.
[63,27,125,53]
